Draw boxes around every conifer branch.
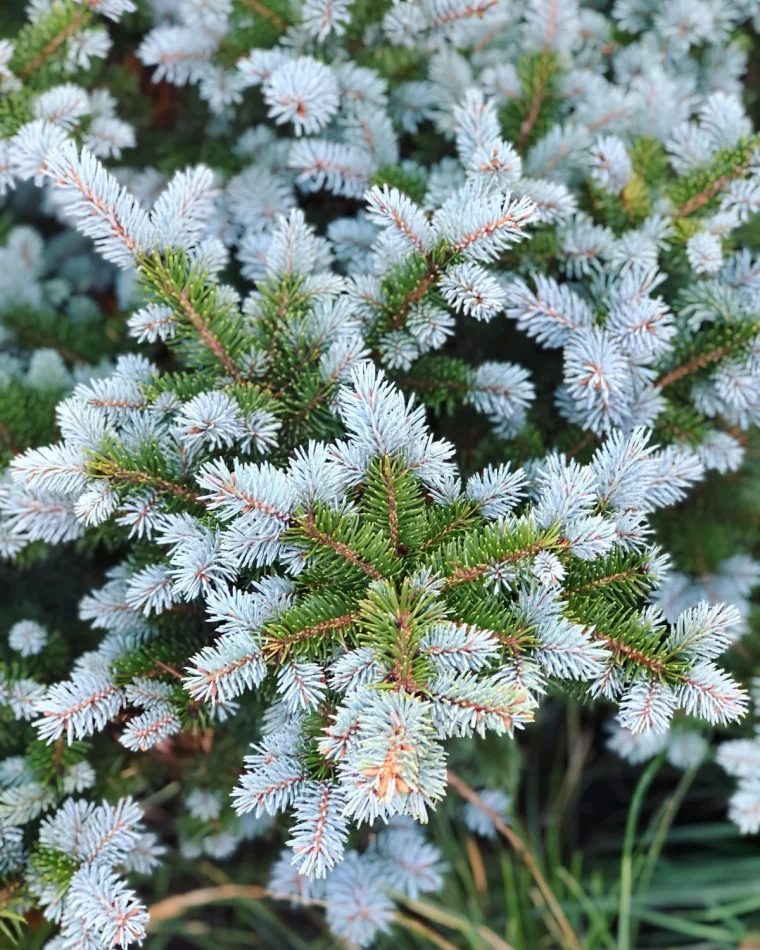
[154,264,245,384]
[263,613,359,660]
[591,634,666,675]
[432,0,499,28]
[3,2,760,942]
[237,0,289,30]
[518,50,554,150]
[89,461,201,505]
[389,611,417,688]
[18,9,89,79]
[418,510,477,551]
[382,458,400,552]
[562,567,652,599]
[673,164,751,219]
[300,511,384,580]
[290,385,330,428]
[655,324,760,388]
[444,538,563,587]
[387,259,446,333]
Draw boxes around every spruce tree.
[2,0,760,946]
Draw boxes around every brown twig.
[392,895,519,950]
[590,633,666,674]
[562,566,651,599]
[148,884,278,925]
[178,287,245,383]
[19,10,88,79]
[301,510,383,579]
[263,613,359,660]
[418,508,475,550]
[290,387,328,427]
[565,430,596,458]
[655,331,759,388]
[673,165,751,220]
[518,49,553,151]
[157,273,244,383]
[92,463,200,505]
[237,0,289,30]
[0,880,23,915]
[382,457,400,552]
[0,420,18,456]
[445,538,565,587]
[151,658,185,680]
[53,737,64,771]
[388,259,444,332]
[466,835,488,896]
[393,914,461,950]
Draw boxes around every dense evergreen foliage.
[3,0,760,946]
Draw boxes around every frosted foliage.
[2,0,760,945]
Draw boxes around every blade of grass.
[148,884,332,928]
[394,895,517,950]
[500,853,527,950]
[637,908,745,942]
[394,913,462,950]
[695,896,760,921]
[555,868,615,950]
[393,893,515,950]
[466,835,489,901]
[637,764,700,888]
[150,882,489,950]
[617,753,665,950]
[447,769,582,950]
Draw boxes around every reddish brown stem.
[263,613,359,660]
[591,632,666,674]
[302,511,382,579]
[19,9,88,79]
[238,0,288,30]
[673,165,751,220]
[159,276,244,384]
[445,538,565,587]
[655,331,758,389]
[518,49,553,151]
[95,463,200,505]
[562,567,651,599]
